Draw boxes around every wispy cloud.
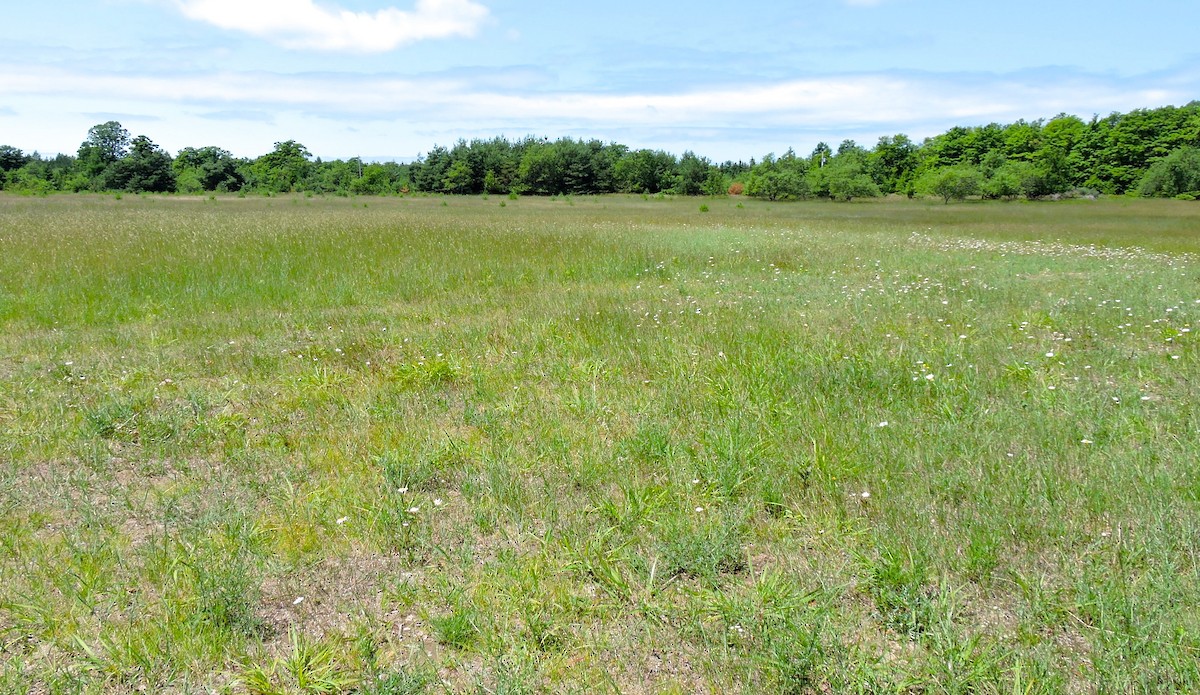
[83,111,163,122]
[4,63,1196,159]
[197,109,277,123]
[174,0,490,52]
[4,64,1190,131]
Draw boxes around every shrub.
[1139,147,1200,198]
[918,165,982,204]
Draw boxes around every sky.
[2,0,1198,163]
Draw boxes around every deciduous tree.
[918,166,982,204]
[1138,146,1200,198]
[105,135,176,192]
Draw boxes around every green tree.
[349,163,399,195]
[307,158,359,195]
[441,159,474,194]
[989,160,1055,200]
[76,121,130,188]
[917,165,982,204]
[4,166,55,194]
[700,169,728,196]
[516,138,621,195]
[517,141,563,195]
[867,134,918,193]
[446,137,526,194]
[411,145,451,193]
[482,170,502,194]
[745,151,809,201]
[1076,104,1200,193]
[1138,146,1200,198]
[0,145,30,174]
[105,135,176,192]
[174,146,245,192]
[674,151,713,195]
[1002,119,1044,162]
[615,149,676,193]
[810,142,832,168]
[81,121,130,163]
[982,159,1023,200]
[819,150,880,202]
[827,170,881,201]
[746,168,808,200]
[249,140,312,192]
[924,126,973,166]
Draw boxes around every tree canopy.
[3,102,1199,200]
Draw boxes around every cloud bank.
[2,64,1188,132]
[175,0,490,52]
[4,62,1195,160]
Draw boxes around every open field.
[1,193,1198,693]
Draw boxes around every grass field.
[1,193,1198,693]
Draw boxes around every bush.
[982,165,1022,200]
[918,166,982,204]
[1139,147,1200,198]
[828,172,880,202]
[3,167,55,195]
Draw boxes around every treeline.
[2,103,1199,201]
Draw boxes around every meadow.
[0,193,1198,694]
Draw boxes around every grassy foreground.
[1,193,1198,693]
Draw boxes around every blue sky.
[2,0,1198,162]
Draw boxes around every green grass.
[1,193,1198,692]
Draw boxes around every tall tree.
[174,146,245,192]
[106,135,175,192]
[410,145,452,193]
[76,121,131,187]
[675,151,712,196]
[867,134,918,194]
[615,149,677,194]
[0,145,30,173]
[249,140,312,192]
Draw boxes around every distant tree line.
[2,102,1198,201]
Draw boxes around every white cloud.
[174,0,490,52]
[2,65,1186,130]
[3,63,1196,159]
